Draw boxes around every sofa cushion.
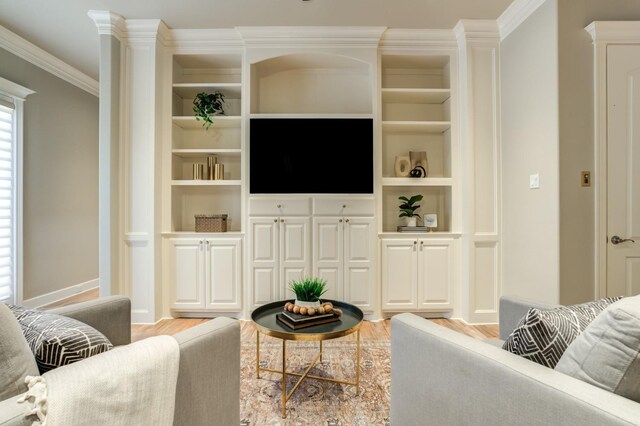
[8,305,113,374]
[555,295,640,402]
[502,297,622,368]
[0,303,40,400]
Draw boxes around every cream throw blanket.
[18,335,180,426]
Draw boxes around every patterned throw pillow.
[8,305,113,373]
[502,297,622,368]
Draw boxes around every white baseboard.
[22,279,99,308]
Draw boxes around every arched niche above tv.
[250,53,373,115]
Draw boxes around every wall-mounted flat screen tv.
[249,118,373,194]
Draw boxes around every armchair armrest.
[499,295,559,340]
[48,296,131,346]
[391,313,640,426]
[172,317,240,426]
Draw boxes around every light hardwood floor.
[42,289,499,342]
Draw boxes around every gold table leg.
[319,340,323,363]
[282,339,286,419]
[356,329,360,395]
[256,332,260,379]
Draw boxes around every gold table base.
[256,329,361,419]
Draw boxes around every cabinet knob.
[342,204,347,208]
[280,219,284,223]
[274,219,278,223]
[277,204,282,208]
[420,240,424,250]
[413,240,417,245]
[339,219,343,223]
[345,219,350,223]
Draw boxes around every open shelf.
[381,177,453,187]
[381,88,450,104]
[172,116,241,129]
[172,149,241,158]
[382,121,451,133]
[249,113,374,119]
[382,186,451,233]
[172,83,242,99]
[171,180,242,186]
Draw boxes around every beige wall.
[557,0,640,305]
[501,0,561,304]
[0,47,98,301]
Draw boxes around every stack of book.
[276,309,340,330]
[397,226,429,232]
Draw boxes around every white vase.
[294,299,321,309]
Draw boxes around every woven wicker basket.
[195,214,227,232]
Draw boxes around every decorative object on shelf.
[397,225,428,232]
[192,91,225,130]
[214,163,224,180]
[394,155,411,177]
[398,194,423,227]
[288,277,328,309]
[410,151,429,177]
[409,165,426,178]
[192,163,205,180]
[207,155,217,180]
[194,214,227,232]
[424,214,438,232]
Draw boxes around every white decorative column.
[90,11,168,323]
[88,11,124,298]
[454,20,502,323]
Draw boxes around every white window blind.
[0,103,14,303]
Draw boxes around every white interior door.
[607,45,640,297]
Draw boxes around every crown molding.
[497,0,546,41]
[167,29,243,49]
[585,21,640,43]
[0,25,98,97]
[379,29,457,49]
[0,76,35,100]
[88,10,126,41]
[454,20,500,44]
[236,26,387,48]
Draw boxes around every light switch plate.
[529,173,540,189]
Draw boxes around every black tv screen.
[250,118,373,194]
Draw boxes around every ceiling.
[0,0,513,81]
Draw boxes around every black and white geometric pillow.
[502,297,622,368]
[8,305,113,374]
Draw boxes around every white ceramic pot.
[294,300,321,309]
[406,217,417,227]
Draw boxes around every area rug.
[240,338,391,425]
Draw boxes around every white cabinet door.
[381,239,417,310]
[344,217,374,311]
[417,239,453,310]
[280,217,311,300]
[313,217,343,301]
[170,238,205,310]
[250,217,279,307]
[205,238,242,311]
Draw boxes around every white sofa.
[390,296,640,425]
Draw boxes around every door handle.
[611,235,635,245]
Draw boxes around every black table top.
[251,299,364,341]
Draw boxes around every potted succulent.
[398,194,423,227]
[192,91,226,130]
[289,277,328,309]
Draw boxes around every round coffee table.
[251,299,364,419]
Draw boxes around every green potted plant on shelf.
[289,277,328,309]
[193,91,226,130]
[398,194,423,227]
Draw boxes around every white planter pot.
[294,300,321,309]
[405,217,417,227]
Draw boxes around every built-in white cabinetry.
[311,197,376,312]
[169,236,242,312]
[381,237,454,311]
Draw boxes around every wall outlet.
[581,171,591,187]
[529,173,540,189]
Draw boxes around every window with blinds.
[0,103,14,303]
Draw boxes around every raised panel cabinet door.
[280,217,311,300]
[250,217,279,307]
[170,238,205,310]
[205,238,242,311]
[417,239,453,310]
[344,217,375,310]
[313,217,343,301]
[381,239,418,309]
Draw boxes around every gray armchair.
[0,296,240,426]
[390,296,640,426]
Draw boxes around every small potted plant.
[398,194,423,227]
[193,91,226,130]
[289,277,328,309]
